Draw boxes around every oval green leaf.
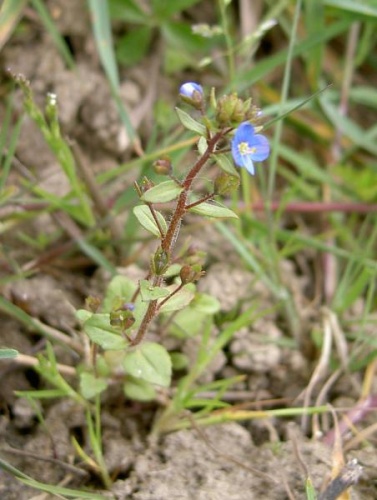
[212,153,239,176]
[80,372,108,399]
[103,275,137,312]
[123,342,172,387]
[175,107,206,135]
[83,313,128,350]
[140,279,170,301]
[133,205,167,237]
[158,284,195,313]
[188,201,238,219]
[124,377,156,401]
[140,180,184,204]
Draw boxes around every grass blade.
[0,0,28,51]
[87,0,135,143]
[31,0,75,69]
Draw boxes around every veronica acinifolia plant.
[74,83,271,403]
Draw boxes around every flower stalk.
[131,83,270,346]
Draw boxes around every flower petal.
[233,122,256,142]
[241,155,255,175]
[250,134,270,161]
[179,82,203,98]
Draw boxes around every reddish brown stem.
[157,282,185,311]
[185,193,214,210]
[131,131,224,345]
[250,201,377,214]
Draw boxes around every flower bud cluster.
[215,93,261,127]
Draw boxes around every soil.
[1,2,376,499]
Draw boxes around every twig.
[301,308,333,432]
[0,446,88,479]
[318,459,363,500]
[9,353,76,377]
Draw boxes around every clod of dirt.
[110,422,354,500]
[230,321,282,373]
[4,274,79,330]
[198,263,255,313]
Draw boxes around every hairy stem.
[131,131,224,345]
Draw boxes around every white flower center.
[238,142,256,156]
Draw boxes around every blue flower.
[179,82,203,99]
[231,122,270,175]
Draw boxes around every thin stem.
[218,0,236,86]
[185,193,214,210]
[132,131,224,345]
[157,283,185,311]
[147,202,165,238]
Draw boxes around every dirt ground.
[1,1,376,499]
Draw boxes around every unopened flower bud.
[85,296,101,312]
[214,172,240,195]
[179,82,204,109]
[139,177,154,194]
[153,156,172,176]
[180,264,204,284]
[152,247,170,275]
[110,309,135,331]
[216,93,254,127]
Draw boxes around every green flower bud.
[216,93,259,127]
[110,309,135,331]
[215,93,242,126]
[153,156,172,176]
[140,177,154,194]
[152,247,170,275]
[214,172,240,195]
[85,296,101,312]
[180,264,204,284]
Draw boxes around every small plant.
[75,82,270,402]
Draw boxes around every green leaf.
[0,348,18,359]
[108,0,147,23]
[198,136,207,155]
[0,0,28,52]
[164,263,182,278]
[175,107,206,135]
[152,0,201,18]
[124,377,156,401]
[133,205,167,237]
[103,275,137,312]
[83,314,128,350]
[193,293,221,314]
[213,153,239,176]
[168,308,208,338]
[323,0,377,18]
[76,309,93,322]
[140,180,184,203]
[188,201,239,219]
[116,26,152,66]
[158,284,195,313]
[15,389,67,399]
[170,352,189,370]
[75,238,116,275]
[162,20,210,52]
[305,477,317,500]
[88,0,135,142]
[140,280,170,301]
[123,342,172,387]
[80,372,108,399]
